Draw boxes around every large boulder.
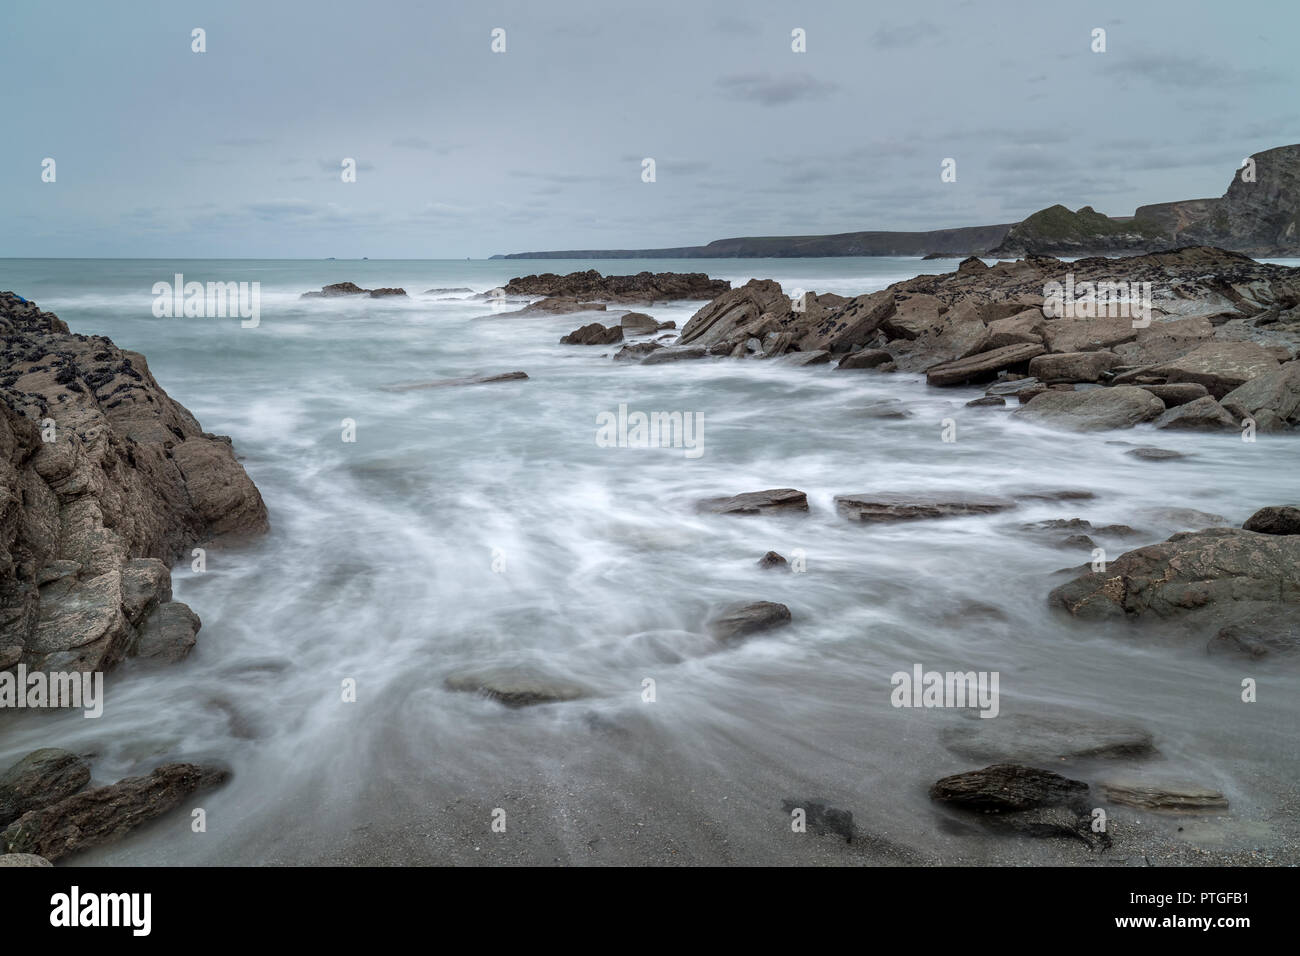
[1220,361,1300,424]
[1027,350,1122,383]
[1042,317,1140,353]
[1048,528,1300,620]
[1151,341,1281,398]
[678,280,789,349]
[797,291,894,353]
[930,764,1088,812]
[1152,395,1238,430]
[560,322,623,345]
[1243,505,1300,536]
[1013,385,1165,431]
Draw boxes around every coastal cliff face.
[991,145,1300,258]
[0,292,268,674]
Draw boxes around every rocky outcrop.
[1014,386,1166,431]
[501,296,606,316]
[0,762,228,861]
[0,292,268,674]
[1152,395,1238,430]
[697,489,808,515]
[1048,528,1300,620]
[930,764,1088,813]
[0,749,91,827]
[834,493,1015,523]
[301,282,407,298]
[501,270,728,303]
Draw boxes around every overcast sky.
[2,0,1297,258]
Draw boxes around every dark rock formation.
[501,270,728,303]
[698,489,808,515]
[708,601,792,643]
[834,493,1015,523]
[301,282,407,298]
[560,323,624,345]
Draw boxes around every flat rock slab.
[1014,385,1165,431]
[640,348,708,365]
[1152,341,1281,398]
[708,601,792,643]
[835,493,1015,523]
[697,489,809,515]
[381,372,528,392]
[1099,779,1228,812]
[930,764,1089,813]
[1127,446,1188,461]
[941,710,1156,764]
[926,343,1045,386]
[444,668,589,707]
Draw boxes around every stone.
[940,709,1156,764]
[0,853,51,866]
[1152,341,1281,398]
[1099,779,1228,812]
[834,348,893,370]
[834,493,1015,523]
[757,551,788,570]
[708,601,792,643]
[1041,317,1140,353]
[1138,383,1209,407]
[444,668,589,707]
[925,343,1045,387]
[560,322,623,345]
[131,601,200,663]
[698,489,809,515]
[1152,395,1238,430]
[381,371,528,391]
[1207,605,1300,658]
[966,396,1006,407]
[1027,350,1122,383]
[1243,505,1300,535]
[640,348,708,365]
[1220,362,1300,423]
[930,764,1089,813]
[1127,446,1187,461]
[1014,386,1165,431]
[0,749,92,828]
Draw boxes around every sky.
[2,0,1297,259]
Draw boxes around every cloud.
[872,20,943,49]
[1111,53,1280,89]
[716,71,839,106]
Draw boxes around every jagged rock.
[1153,395,1238,430]
[0,293,267,673]
[505,296,607,316]
[560,323,623,345]
[986,309,1046,348]
[797,291,895,353]
[777,350,831,366]
[834,348,893,370]
[1113,316,1215,366]
[0,763,229,861]
[1048,527,1300,620]
[502,269,728,303]
[1014,385,1165,431]
[619,312,659,333]
[930,764,1088,813]
[444,667,589,707]
[367,287,407,298]
[967,396,1006,407]
[131,601,200,663]
[986,376,1038,396]
[708,601,792,643]
[1243,505,1300,535]
[1138,383,1209,407]
[1220,361,1300,423]
[1151,341,1281,398]
[757,551,788,570]
[1099,779,1228,812]
[834,493,1015,523]
[613,342,663,362]
[0,749,91,828]
[301,282,406,298]
[697,489,808,515]
[925,343,1045,386]
[882,294,943,340]
[1028,350,1122,383]
[678,280,789,349]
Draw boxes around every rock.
[1127,446,1187,461]
[613,342,662,362]
[1042,317,1140,353]
[0,293,268,673]
[757,551,788,570]
[797,291,896,353]
[1207,604,1300,658]
[925,343,1045,387]
[697,489,809,515]
[929,764,1088,813]
[940,709,1156,764]
[1243,505,1300,535]
[1027,350,1122,383]
[444,667,589,707]
[1138,383,1210,407]
[834,493,1015,523]
[1014,385,1166,431]
[678,280,790,349]
[0,763,229,861]
[300,281,367,298]
[777,350,831,367]
[857,399,910,419]
[501,270,729,303]
[1153,395,1238,430]
[1151,341,1281,398]
[1012,488,1097,502]
[422,287,473,295]
[986,309,1046,348]
[0,853,51,866]
[780,799,854,842]
[560,322,624,345]
[367,287,407,298]
[1048,527,1300,620]
[708,601,792,643]
[619,312,659,333]
[640,348,708,365]
[381,371,529,391]
[1220,361,1300,423]
[834,348,893,370]
[131,601,200,663]
[501,296,606,316]
[882,294,943,340]
[966,396,1006,407]
[957,256,988,274]
[1099,779,1228,812]
[0,749,92,827]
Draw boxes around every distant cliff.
[989,144,1300,258]
[495,143,1300,260]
